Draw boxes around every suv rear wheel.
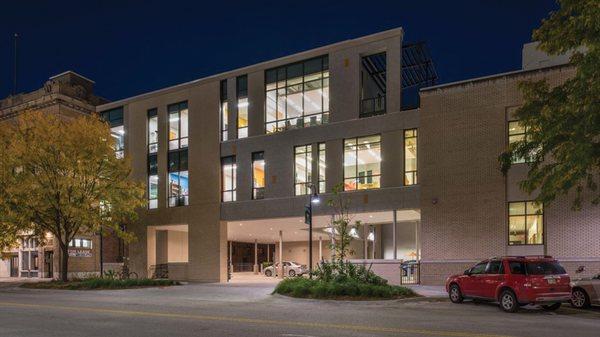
[449,284,463,303]
[265,269,273,277]
[499,290,519,313]
[288,269,296,277]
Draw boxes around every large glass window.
[404,129,418,185]
[168,101,188,150]
[318,143,326,193]
[220,80,228,141]
[148,154,158,209]
[252,152,265,199]
[100,107,125,159]
[222,156,237,202]
[167,149,189,207]
[508,201,543,245]
[294,145,313,195]
[265,56,329,133]
[344,135,381,191]
[237,76,248,139]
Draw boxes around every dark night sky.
[1,0,558,101]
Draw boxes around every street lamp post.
[305,184,319,279]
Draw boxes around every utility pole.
[13,33,19,95]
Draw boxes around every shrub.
[273,277,416,300]
[312,261,388,286]
[21,277,178,290]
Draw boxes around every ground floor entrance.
[225,209,421,284]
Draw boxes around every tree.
[499,0,600,210]
[0,111,146,281]
[326,184,360,261]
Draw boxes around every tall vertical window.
[318,143,326,193]
[294,145,313,195]
[265,55,329,133]
[404,129,418,185]
[147,109,159,209]
[237,76,248,139]
[168,101,188,150]
[344,135,381,191]
[508,201,543,245]
[508,121,528,164]
[252,152,265,199]
[148,153,158,209]
[148,108,158,153]
[222,156,237,202]
[168,150,189,207]
[100,107,125,159]
[220,80,229,141]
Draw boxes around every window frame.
[318,142,326,194]
[508,120,530,164]
[507,200,544,246]
[343,134,381,191]
[220,80,228,141]
[100,107,125,159]
[236,75,248,139]
[251,152,265,200]
[167,149,189,207]
[294,144,313,196]
[168,101,188,150]
[264,55,330,134]
[404,129,418,186]
[221,156,237,202]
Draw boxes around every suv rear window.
[525,261,566,275]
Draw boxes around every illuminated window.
[237,76,248,139]
[252,152,265,199]
[168,101,188,150]
[344,135,381,191]
[148,108,158,154]
[318,143,326,193]
[294,145,312,195]
[222,156,237,202]
[167,149,189,207]
[148,154,158,209]
[404,129,417,185]
[220,80,229,141]
[508,120,529,164]
[100,107,125,159]
[509,201,543,245]
[265,55,329,133]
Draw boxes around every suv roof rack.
[501,255,553,259]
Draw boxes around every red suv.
[445,256,571,312]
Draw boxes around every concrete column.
[267,244,270,263]
[253,239,258,274]
[248,71,265,137]
[386,36,402,113]
[155,230,168,265]
[330,215,335,261]
[229,241,233,270]
[278,231,283,279]
[393,210,397,260]
[363,225,368,260]
[318,236,323,262]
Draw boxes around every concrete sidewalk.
[404,285,447,298]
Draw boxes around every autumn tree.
[499,0,600,210]
[0,111,146,281]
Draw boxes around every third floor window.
[265,55,329,134]
[168,101,188,150]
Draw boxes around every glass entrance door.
[9,255,18,277]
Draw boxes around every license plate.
[547,278,556,284]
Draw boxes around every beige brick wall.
[418,66,597,285]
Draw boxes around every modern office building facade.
[3,28,596,284]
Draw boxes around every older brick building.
[0,71,122,279]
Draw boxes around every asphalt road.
[0,281,598,337]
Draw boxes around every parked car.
[570,271,600,309]
[446,256,571,312]
[264,261,307,277]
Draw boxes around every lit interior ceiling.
[227,209,420,244]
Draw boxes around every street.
[0,281,598,337]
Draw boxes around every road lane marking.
[0,301,514,337]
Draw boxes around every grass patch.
[273,277,418,300]
[21,278,179,290]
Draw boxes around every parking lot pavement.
[0,282,599,337]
